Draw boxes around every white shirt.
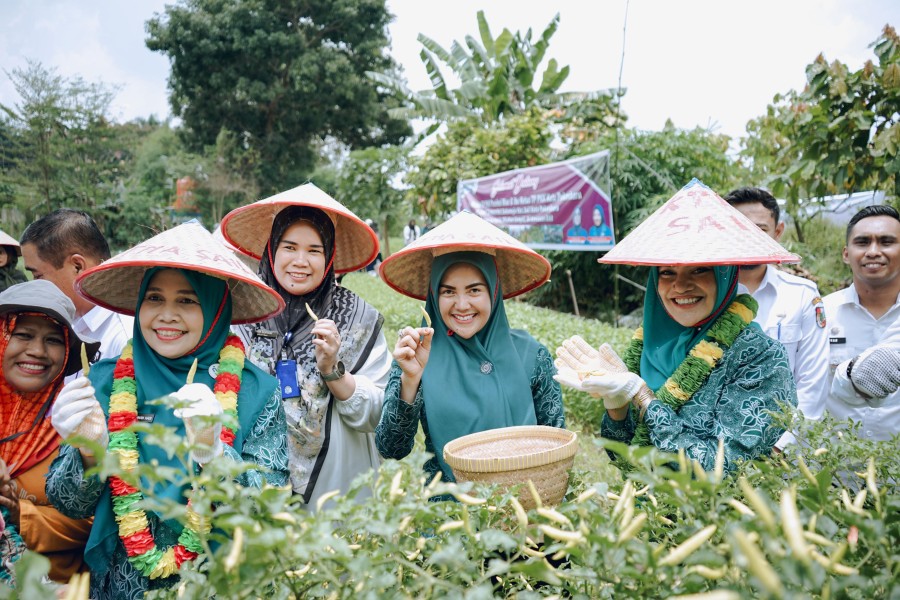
[824,284,900,441]
[403,224,420,245]
[299,332,391,510]
[65,305,133,383]
[743,266,829,448]
[879,316,900,348]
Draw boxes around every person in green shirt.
[555,179,799,473]
[376,211,564,482]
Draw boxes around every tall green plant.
[0,61,136,233]
[743,25,900,241]
[369,10,572,127]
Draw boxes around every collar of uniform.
[76,304,116,335]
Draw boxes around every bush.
[4,274,896,599]
[4,417,896,599]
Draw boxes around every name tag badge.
[136,414,155,424]
[275,359,300,399]
[829,337,846,344]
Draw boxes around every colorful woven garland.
[107,334,245,579]
[623,294,757,447]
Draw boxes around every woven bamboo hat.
[599,178,801,266]
[75,221,285,324]
[221,183,379,274]
[379,211,552,300]
[0,229,20,256]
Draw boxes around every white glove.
[555,336,628,375]
[172,383,223,464]
[578,371,648,410]
[51,377,109,454]
[850,344,900,402]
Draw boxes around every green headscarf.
[639,266,740,391]
[84,267,275,578]
[421,252,538,481]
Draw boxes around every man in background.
[825,205,900,441]
[20,209,132,374]
[724,187,829,448]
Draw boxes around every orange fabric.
[0,313,68,478]
[13,450,92,581]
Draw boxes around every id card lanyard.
[275,332,300,399]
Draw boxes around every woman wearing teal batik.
[555,179,799,474]
[376,212,565,482]
[44,222,288,600]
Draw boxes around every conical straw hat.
[0,229,20,256]
[379,211,551,300]
[212,224,260,273]
[75,221,285,324]
[221,183,379,273]
[599,178,801,266]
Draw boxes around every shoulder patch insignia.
[814,299,826,328]
[811,296,822,306]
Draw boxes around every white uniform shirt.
[745,266,829,448]
[65,305,134,383]
[824,285,900,441]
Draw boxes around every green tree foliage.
[145,0,412,194]
[369,10,599,128]
[405,107,553,219]
[332,146,407,256]
[0,61,143,234]
[743,25,900,240]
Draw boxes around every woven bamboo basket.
[443,425,578,509]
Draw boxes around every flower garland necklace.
[106,334,245,579]
[623,293,757,447]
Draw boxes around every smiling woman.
[555,180,800,474]
[0,280,100,583]
[44,222,289,600]
[376,212,565,484]
[224,183,389,511]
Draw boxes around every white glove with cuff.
[849,344,900,402]
[172,383,223,464]
[51,377,109,455]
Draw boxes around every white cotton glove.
[580,371,648,410]
[850,344,900,402]
[51,377,109,454]
[172,383,223,464]
[554,336,629,376]
[553,336,652,411]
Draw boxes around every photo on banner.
[456,151,614,251]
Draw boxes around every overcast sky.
[1,0,895,140]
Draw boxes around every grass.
[340,271,625,484]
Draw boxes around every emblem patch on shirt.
[812,297,826,328]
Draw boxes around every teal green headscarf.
[84,267,275,578]
[422,252,539,480]
[639,266,740,391]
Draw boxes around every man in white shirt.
[20,209,133,376]
[724,187,829,449]
[824,205,900,441]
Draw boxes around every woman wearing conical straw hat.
[0,230,26,294]
[376,211,565,483]
[554,179,798,473]
[45,222,289,599]
[221,183,389,509]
